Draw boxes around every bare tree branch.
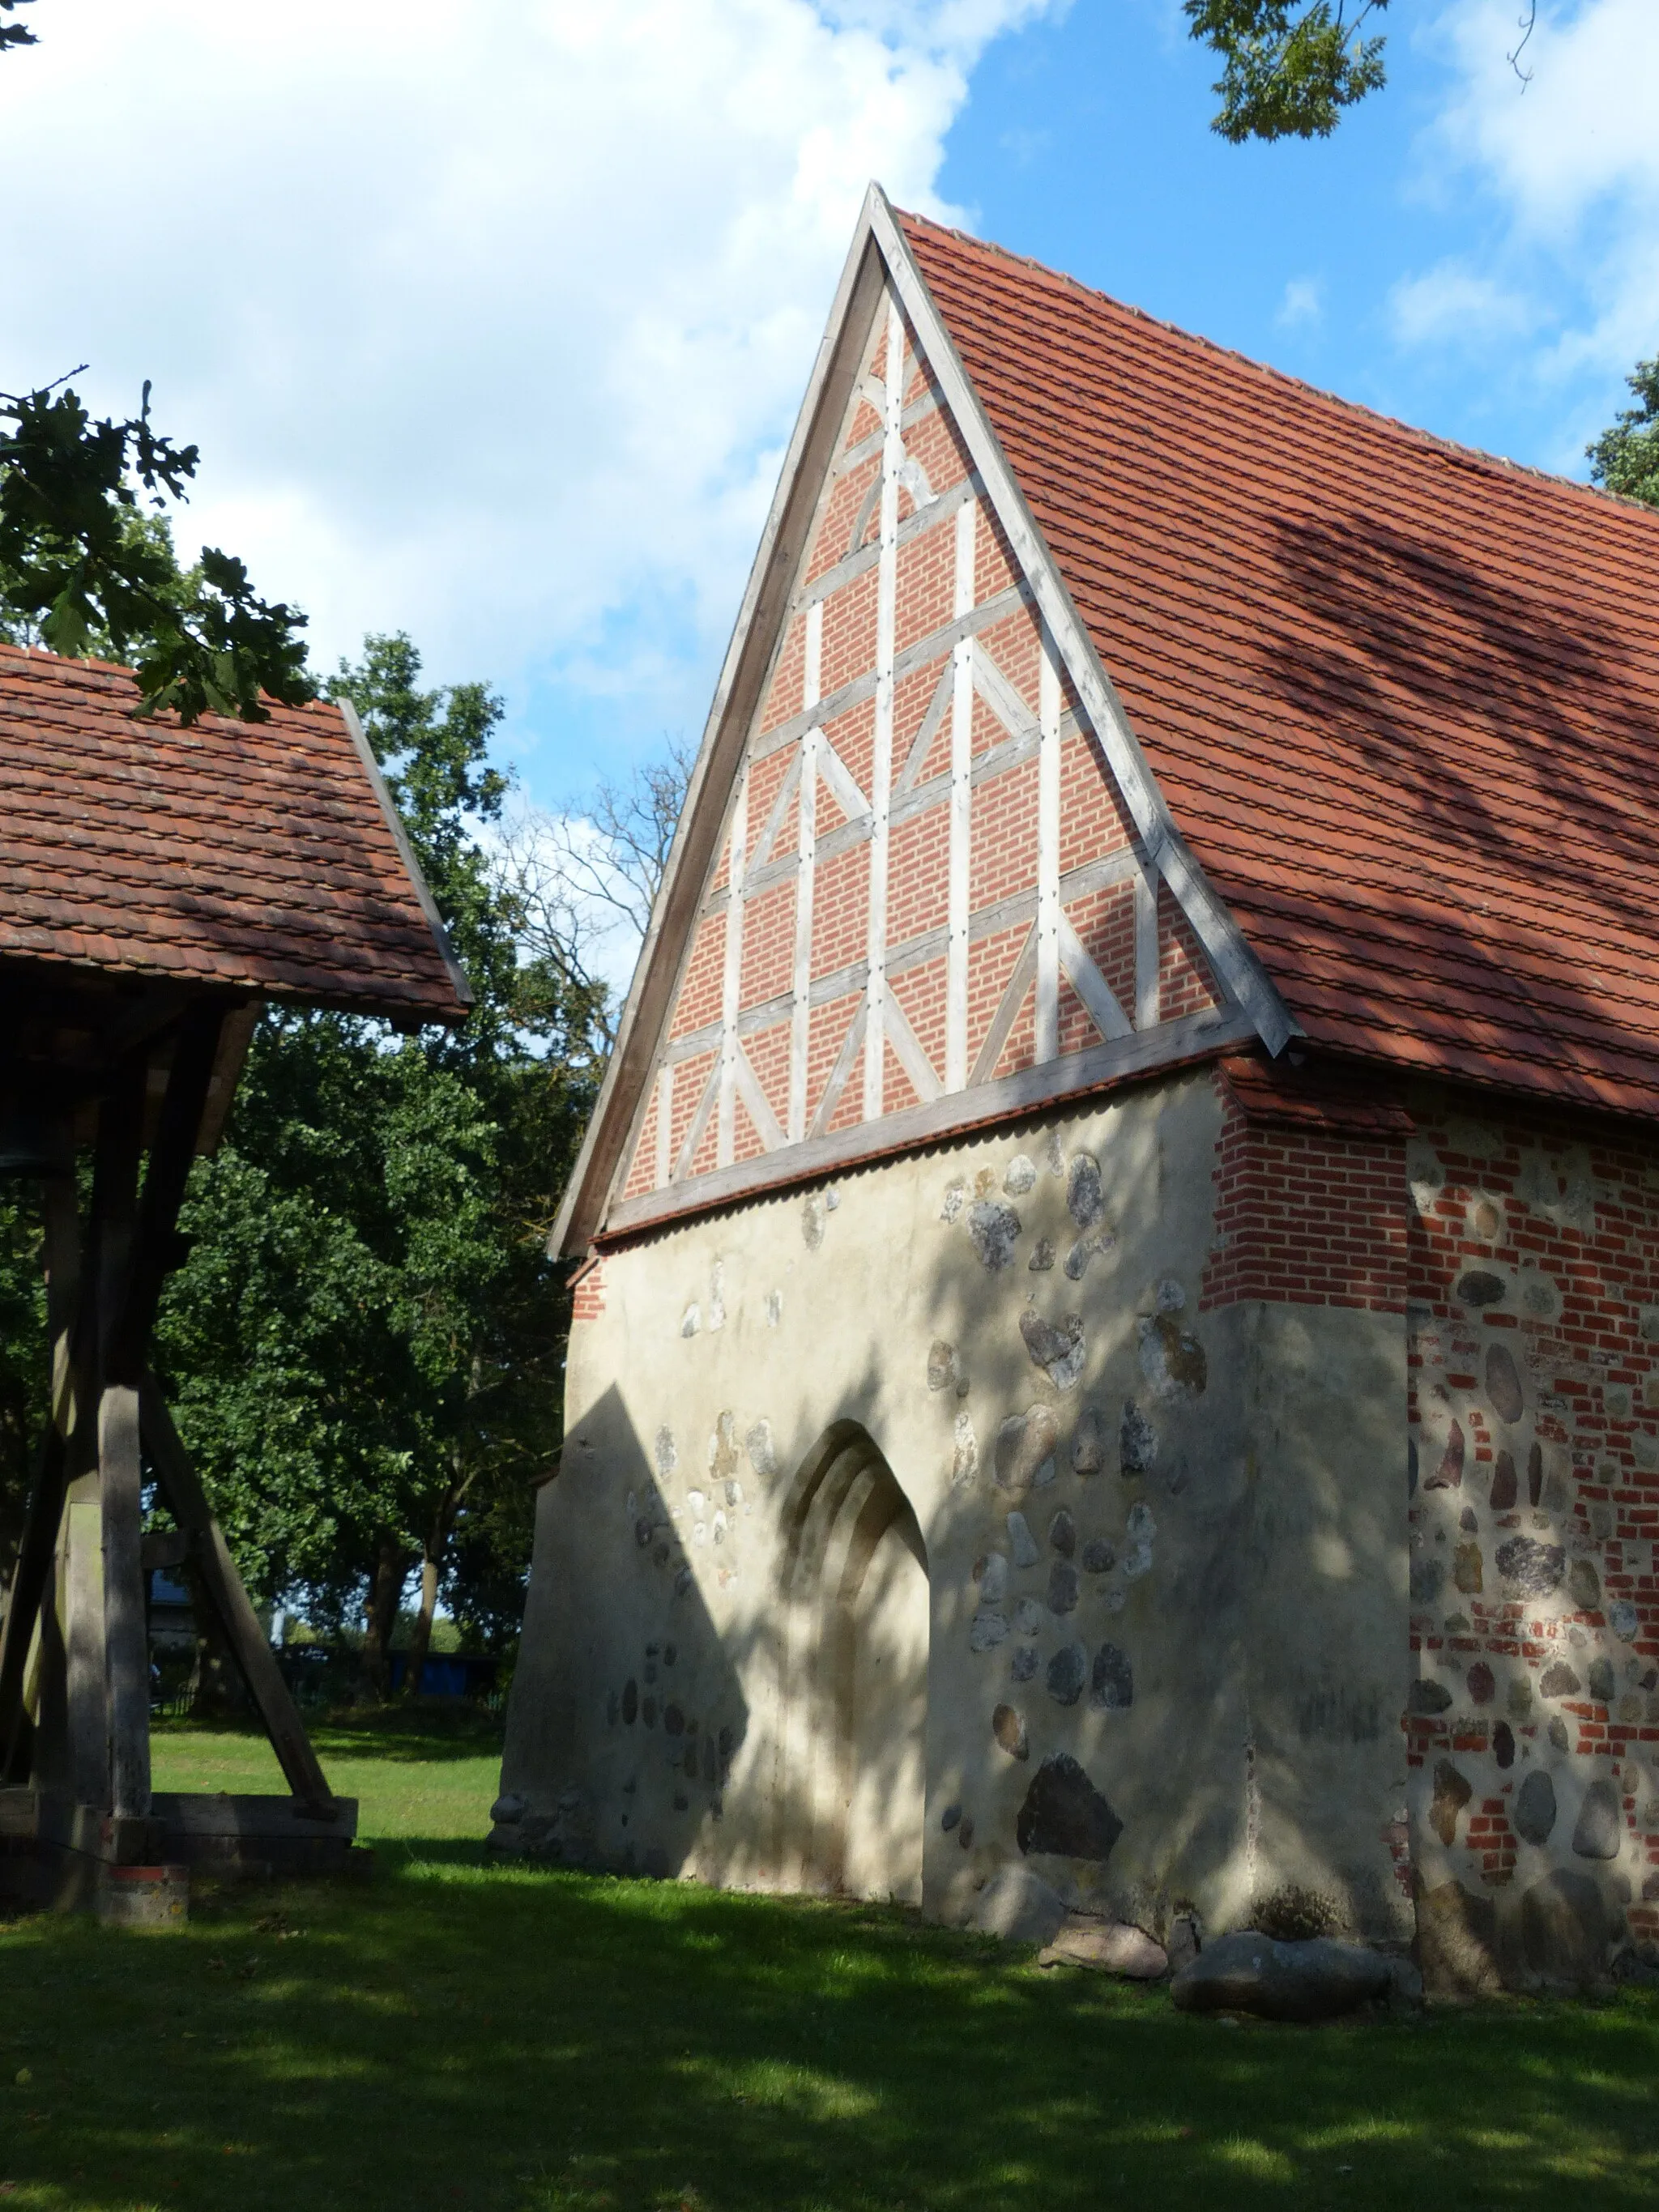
[491,738,693,1051]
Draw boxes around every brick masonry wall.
[1401,1095,1659,1962]
[1201,1062,1659,1966]
[570,1256,607,1326]
[1200,1070,1410,1315]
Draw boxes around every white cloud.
[1388,260,1537,348]
[1275,277,1323,330]
[1408,0,1659,381]
[0,0,1055,774]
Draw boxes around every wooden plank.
[864,296,903,1126]
[717,767,748,1170]
[746,748,801,874]
[1035,624,1060,1066]
[970,923,1038,1088]
[1135,866,1161,1030]
[946,502,976,1092]
[790,601,822,1144]
[733,1040,786,1153]
[672,1055,720,1183]
[606,1004,1256,1236]
[817,737,870,827]
[894,659,953,799]
[885,991,940,1106]
[1058,914,1134,1042]
[139,1375,335,1809]
[151,1792,358,1840]
[655,1063,672,1188]
[809,992,868,1141]
[972,641,1039,744]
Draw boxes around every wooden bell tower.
[0,647,471,1901]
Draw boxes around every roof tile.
[0,646,467,1021]
[902,212,1659,1118]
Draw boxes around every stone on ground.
[1520,1869,1614,1987]
[1038,1915,1168,1978]
[970,1865,1068,1946]
[1170,1930,1391,2022]
[1416,1879,1503,2001]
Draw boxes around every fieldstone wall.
[498,1063,1410,1943]
[1405,1091,1659,1987]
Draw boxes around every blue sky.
[0,2,1652,824]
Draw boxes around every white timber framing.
[789,600,822,1144]
[947,498,975,1091]
[549,185,1295,1260]
[1034,620,1061,1065]
[864,298,904,1123]
[717,765,748,1169]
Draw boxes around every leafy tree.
[1184,0,1388,142]
[1588,359,1659,512]
[153,634,608,1698]
[0,379,312,722]
[0,0,32,55]
[1184,0,1537,142]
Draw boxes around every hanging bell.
[0,1097,70,1179]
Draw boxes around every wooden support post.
[139,1375,335,1809]
[94,1057,147,1822]
[0,1171,79,1784]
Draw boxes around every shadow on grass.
[3,1859,1658,2212]
[156,1698,505,1767]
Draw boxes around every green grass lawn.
[2,1715,1657,2212]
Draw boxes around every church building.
[496,189,1659,1989]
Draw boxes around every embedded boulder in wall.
[1015,1752,1123,1861]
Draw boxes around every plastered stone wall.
[1404,1091,1659,1988]
[500,1065,1410,1941]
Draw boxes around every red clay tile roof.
[901,211,1659,1122]
[0,646,469,1021]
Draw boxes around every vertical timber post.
[96,1057,149,1822]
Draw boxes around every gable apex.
[550,188,1290,1258]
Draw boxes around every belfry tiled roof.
[0,645,469,1021]
[902,211,1659,1120]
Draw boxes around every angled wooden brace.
[139,1374,335,1812]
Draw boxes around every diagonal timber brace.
[139,1375,335,1811]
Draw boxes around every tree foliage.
[0,0,33,56]
[152,633,609,1688]
[0,378,313,723]
[1587,358,1659,513]
[1184,0,1388,142]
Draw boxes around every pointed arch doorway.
[774,1423,929,1903]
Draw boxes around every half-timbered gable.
[554,194,1285,1254]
